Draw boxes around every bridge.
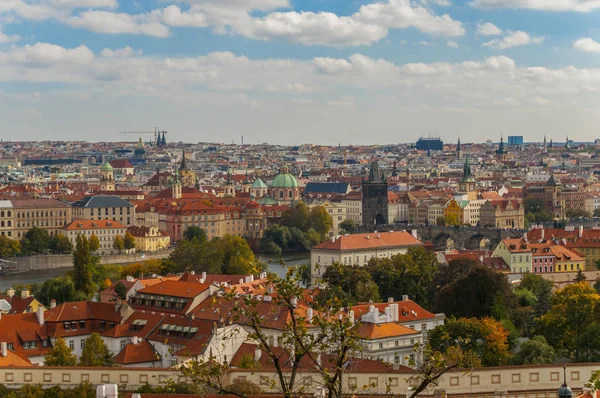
[360,225,523,251]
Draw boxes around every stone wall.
[11,250,172,271]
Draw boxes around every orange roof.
[137,280,210,298]
[137,276,180,288]
[65,219,126,231]
[313,231,421,251]
[0,350,33,367]
[501,238,531,253]
[355,322,420,339]
[114,339,160,365]
[352,300,437,323]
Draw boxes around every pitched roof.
[355,322,420,339]
[71,195,134,208]
[304,182,350,195]
[10,198,70,208]
[0,349,33,367]
[312,231,422,251]
[136,280,210,298]
[114,339,160,365]
[351,300,437,323]
[64,219,126,231]
[110,159,134,169]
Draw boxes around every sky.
[1,1,600,145]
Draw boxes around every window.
[120,340,127,351]
[421,323,427,330]
[81,339,86,349]
[79,321,86,329]
[69,340,74,350]
[379,343,383,349]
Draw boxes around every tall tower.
[362,161,388,228]
[543,135,547,151]
[172,172,182,199]
[496,135,508,162]
[458,156,477,200]
[456,136,462,159]
[100,162,115,192]
[178,150,196,187]
[392,160,398,177]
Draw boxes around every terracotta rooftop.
[312,231,422,251]
[114,339,160,365]
[136,280,210,298]
[65,219,127,231]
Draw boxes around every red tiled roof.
[65,219,126,231]
[137,281,210,298]
[312,231,422,251]
[355,322,420,339]
[352,300,436,323]
[114,339,160,365]
[110,159,134,169]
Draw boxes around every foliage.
[119,259,165,279]
[0,235,20,257]
[224,379,263,396]
[309,206,333,239]
[444,213,460,227]
[183,226,207,243]
[48,234,72,254]
[428,317,511,367]
[123,231,135,250]
[566,208,590,219]
[523,198,554,222]
[112,235,125,252]
[321,263,380,305]
[433,266,514,319]
[575,269,587,282]
[114,282,127,300]
[238,353,261,369]
[20,227,50,254]
[44,337,77,366]
[339,219,356,234]
[88,234,100,253]
[520,273,554,320]
[35,275,84,305]
[510,336,555,365]
[537,282,600,360]
[72,234,96,296]
[168,234,260,275]
[79,332,115,367]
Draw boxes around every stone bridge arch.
[417,226,521,251]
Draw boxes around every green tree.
[35,275,80,305]
[183,226,207,243]
[0,235,20,257]
[575,269,587,282]
[566,208,590,219]
[49,234,73,254]
[224,379,262,396]
[339,219,356,234]
[537,282,600,359]
[214,234,258,275]
[510,336,555,365]
[261,225,290,250]
[89,234,100,253]
[309,206,333,240]
[322,262,379,305]
[20,227,50,254]
[434,266,515,319]
[73,234,95,295]
[444,213,460,227]
[44,337,77,366]
[123,231,135,250]
[280,201,310,231]
[112,235,125,253]
[114,282,127,300]
[79,333,114,367]
[520,273,554,319]
[168,239,222,274]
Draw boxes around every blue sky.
[1,0,600,144]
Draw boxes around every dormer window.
[79,321,86,329]
[100,321,106,330]
[64,322,71,331]
[70,322,77,330]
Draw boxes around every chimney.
[579,225,584,238]
[331,236,335,243]
[131,336,138,345]
[254,346,262,362]
[402,295,409,301]
[540,228,545,241]
[411,229,418,239]
[239,278,244,285]
[126,275,134,282]
[119,301,134,324]
[6,288,14,298]
[390,304,399,322]
[50,299,56,309]
[36,306,44,326]
[388,297,394,303]
[191,270,195,275]
[307,307,313,324]
[21,289,29,299]
[349,310,355,325]
[202,271,206,280]
[0,342,6,357]
[190,313,195,320]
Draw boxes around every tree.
[183,226,207,243]
[215,234,258,275]
[510,336,555,365]
[575,269,587,282]
[436,216,446,226]
[434,266,514,319]
[112,235,125,253]
[520,273,554,319]
[280,201,310,231]
[73,234,95,295]
[178,268,361,398]
[444,213,460,227]
[339,219,356,234]
[309,206,333,240]
[35,275,81,305]
[79,332,114,367]
[224,379,262,396]
[123,231,135,250]
[537,282,600,359]
[44,337,77,366]
[49,234,73,254]
[566,208,590,219]
[114,282,127,300]
[119,259,165,279]
[89,234,100,253]
[168,239,222,274]
[20,227,50,254]
[322,263,380,305]
[0,235,20,257]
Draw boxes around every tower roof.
[100,162,113,172]
[179,150,189,171]
[251,178,267,189]
[546,174,561,187]
[368,161,384,182]
[272,167,298,189]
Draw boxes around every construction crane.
[118,128,168,147]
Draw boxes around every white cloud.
[68,10,170,37]
[0,42,94,65]
[477,22,502,36]
[483,30,544,50]
[415,40,437,46]
[156,5,208,27]
[447,40,458,48]
[470,0,600,12]
[574,37,600,53]
[100,46,142,57]
[313,57,353,74]
[0,26,20,43]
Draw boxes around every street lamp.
[558,366,572,398]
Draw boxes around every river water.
[0,253,310,292]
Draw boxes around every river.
[0,253,310,292]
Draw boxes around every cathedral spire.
[179,150,188,171]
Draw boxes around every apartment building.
[71,196,135,226]
[12,199,72,239]
[64,219,127,255]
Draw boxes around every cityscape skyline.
[1,1,600,143]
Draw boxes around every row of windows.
[17,211,67,218]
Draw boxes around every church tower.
[458,156,477,200]
[178,150,196,187]
[495,135,508,162]
[362,161,388,228]
[100,162,115,192]
[172,172,182,199]
[456,137,462,159]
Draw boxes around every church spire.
[179,150,188,171]
[456,136,462,159]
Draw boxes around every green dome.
[100,162,113,171]
[272,168,298,189]
[251,178,267,189]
